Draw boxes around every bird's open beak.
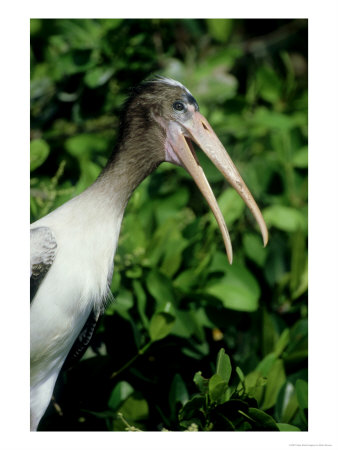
[166,110,268,264]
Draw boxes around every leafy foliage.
[30,19,308,431]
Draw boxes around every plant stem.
[110,340,153,379]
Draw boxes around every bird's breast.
[30,191,124,386]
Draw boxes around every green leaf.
[235,366,245,384]
[160,234,189,277]
[197,150,225,182]
[110,268,121,293]
[237,421,252,431]
[154,189,189,225]
[256,353,278,377]
[215,349,232,383]
[256,65,282,103]
[277,423,301,431]
[169,374,189,412]
[30,19,42,35]
[263,205,307,233]
[30,139,50,171]
[149,311,175,342]
[193,371,209,395]
[119,394,149,422]
[290,229,307,298]
[109,288,134,320]
[76,160,102,193]
[132,280,148,327]
[207,282,258,312]
[108,381,134,410]
[65,133,108,159]
[261,359,286,410]
[209,374,228,404]
[291,260,308,300]
[215,188,246,227]
[208,251,228,273]
[178,394,206,423]
[107,288,133,320]
[247,408,279,431]
[146,270,175,306]
[252,107,296,131]
[125,266,143,279]
[120,213,148,254]
[244,371,267,405]
[174,269,198,292]
[243,233,267,267]
[205,263,261,312]
[276,382,299,424]
[285,320,308,364]
[100,18,124,30]
[171,309,202,340]
[292,146,308,168]
[84,66,114,88]
[295,379,308,411]
[262,308,279,356]
[206,19,233,43]
[274,328,290,357]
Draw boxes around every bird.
[30,76,268,431]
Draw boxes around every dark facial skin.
[100,80,194,195]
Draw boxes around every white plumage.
[30,182,125,430]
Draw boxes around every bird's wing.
[30,226,57,302]
[62,306,103,371]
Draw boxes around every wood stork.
[30,77,268,431]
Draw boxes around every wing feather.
[31,226,103,370]
[62,307,102,370]
[30,226,57,302]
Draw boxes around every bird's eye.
[173,101,185,112]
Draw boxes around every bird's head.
[114,77,268,263]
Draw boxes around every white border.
[1,1,338,449]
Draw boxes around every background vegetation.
[30,18,308,431]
